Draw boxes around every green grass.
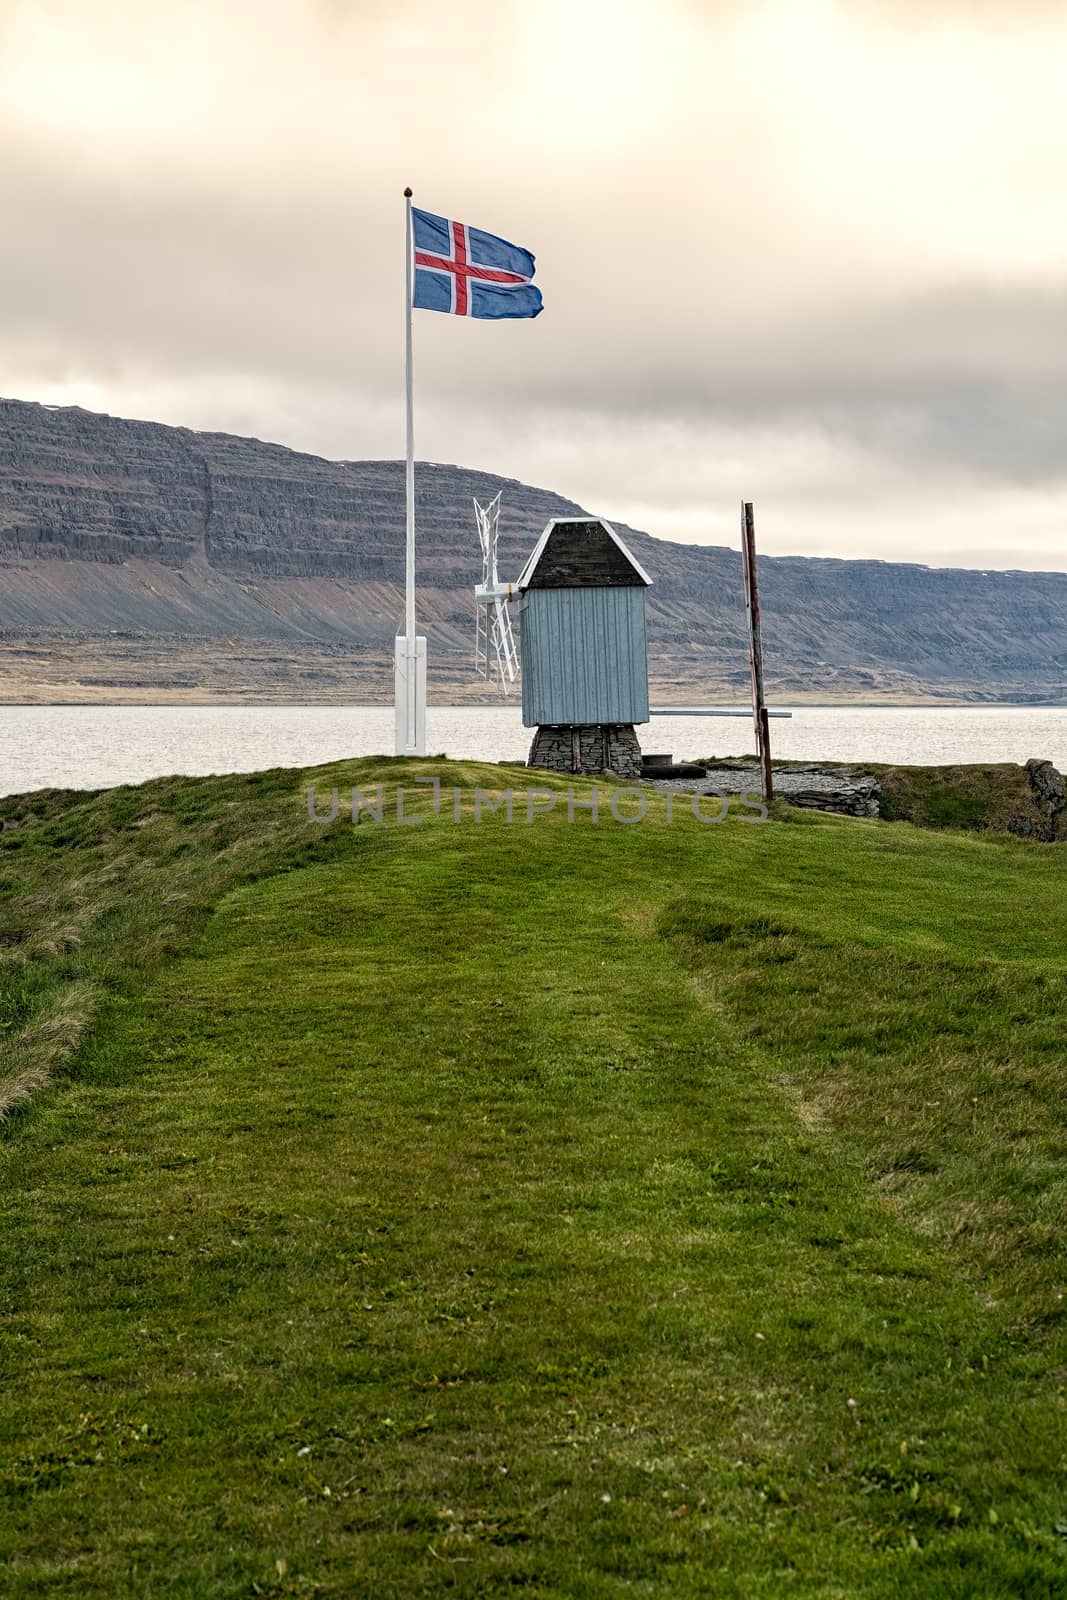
[2,760,1067,1596]
[872,763,1064,838]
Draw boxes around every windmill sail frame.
[473,493,519,691]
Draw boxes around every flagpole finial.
[403,187,413,198]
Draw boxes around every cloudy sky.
[3,0,1066,569]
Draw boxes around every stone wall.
[1022,758,1067,841]
[528,724,643,779]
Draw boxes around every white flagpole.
[395,185,426,756]
[404,187,415,652]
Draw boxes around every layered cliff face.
[0,397,584,582]
[2,396,1066,703]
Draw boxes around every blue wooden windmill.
[473,510,653,776]
[516,517,652,777]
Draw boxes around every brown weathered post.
[740,501,773,804]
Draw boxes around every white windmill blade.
[483,497,502,583]
[489,595,518,689]
[473,496,490,677]
[472,492,516,688]
[473,492,501,572]
[474,497,489,563]
[473,496,492,679]
[474,588,488,679]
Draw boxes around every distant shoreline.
[2,699,1067,712]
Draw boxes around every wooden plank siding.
[519,586,650,726]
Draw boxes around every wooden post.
[740,501,773,804]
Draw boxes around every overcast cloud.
[2,0,1066,568]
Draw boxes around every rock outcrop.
[641,760,1066,837]
[1021,759,1067,841]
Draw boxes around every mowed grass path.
[2,761,1067,1597]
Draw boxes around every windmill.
[473,492,519,692]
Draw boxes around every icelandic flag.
[412,207,543,320]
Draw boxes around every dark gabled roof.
[516,518,652,591]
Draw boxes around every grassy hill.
[2,761,1067,1597]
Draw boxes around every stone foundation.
[527,723,643,780]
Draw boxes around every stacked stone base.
[527,723,643,780]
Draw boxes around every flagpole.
[395,185,426,756]
[404,187,415,654]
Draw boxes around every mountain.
[2,396,1066,705]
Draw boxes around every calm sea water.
[1,704,1066,799]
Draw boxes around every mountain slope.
[2,396,1066,703]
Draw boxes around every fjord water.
[2,703,1067,798]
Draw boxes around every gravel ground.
[639,763,863,794]
[638,763,881,816]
